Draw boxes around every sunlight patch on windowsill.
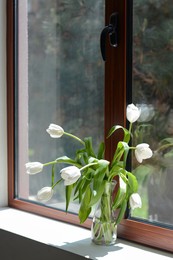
[0,207,172,260]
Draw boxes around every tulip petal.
[135,143,153,163]
[25,162,43,175]
[60,166,81,186]
[129,193,142,210]
[37,187,54,202]
[126,103,141,123]
[46,124,64,138]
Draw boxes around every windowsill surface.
[0,207,172,259]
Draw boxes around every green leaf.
[116,199,127,225]
[97,141,105,159]
[65,184,73,212]
[81,176,92,195]
[89,180,107,207]
[74,177,85,196]
[122,142,130,168]
[92,159,109,191]
[164,149,173,158]
[109,164,123,181]
[88,156,99,164]
[107,125,130,143]
[126,171,138,193]
[74,171,92,202]
[78,185,92,223]
[55,156,81,168]
[111,141,129,167]
[159,137,173,145]
[112,176,127,210]
[75,148,87,164]
[84,137,96,157]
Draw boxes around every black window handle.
[100,12,118,61]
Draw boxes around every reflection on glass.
[25,0,104,212]
[131,0,173,227]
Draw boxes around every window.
[7,0,173,252]
[131,0,173,227]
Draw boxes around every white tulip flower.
[25,162,43,175]
[37,187,54,202]
[126,103,141,123]
[60,166,81,186]
[135,143,153,163]
[129,193,142,210]
[46,124,64,138]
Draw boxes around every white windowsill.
[0,207,172,260]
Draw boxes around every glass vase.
[91,181,117,245]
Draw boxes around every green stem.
[52,178,63,189]
[44,159,82,168]
[92,182,116,244]
[128,122,133,137]
[80,162,98,171]
[156,143,173,153]
[129,146,136,150]
[100,182,112,222]
[64,132,85,145]
[44,160,57,167]
[51,164,55,186]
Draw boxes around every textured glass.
[19,0,104,213]
[131,0,173,227]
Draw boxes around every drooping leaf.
[111,141,129,167]
[116,199,127,225]
[107,125,130,143]
[74,171,92,202]
[74,177,85,196]
[78,185,92,223]
[126,171,138,193]
[89,180,107,207]
[92,159,109,191]
[65,184,73,212]
[108,164,123,181]
[112,176,127,210]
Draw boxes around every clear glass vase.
[91,181,117,245]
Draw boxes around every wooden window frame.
[7,0,173,253]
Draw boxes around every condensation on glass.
[131,0,173,228]
[17,0,104,213]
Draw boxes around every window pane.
[131,0,173,227]
[17,0,104,214]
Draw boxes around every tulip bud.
[46,124,64,138]
[135,143,153,163]
[60,166,81,186]
[25,162,43,175]
[129,193,142,210]
[126,103,141,123]
[37,187,54,202]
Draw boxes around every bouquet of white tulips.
[26,104,153,225]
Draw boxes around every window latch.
[100,12,118,61]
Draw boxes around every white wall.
[0,0,7,206]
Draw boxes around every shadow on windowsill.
[49,237,123,259]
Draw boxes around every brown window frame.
[7,0,173,253]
